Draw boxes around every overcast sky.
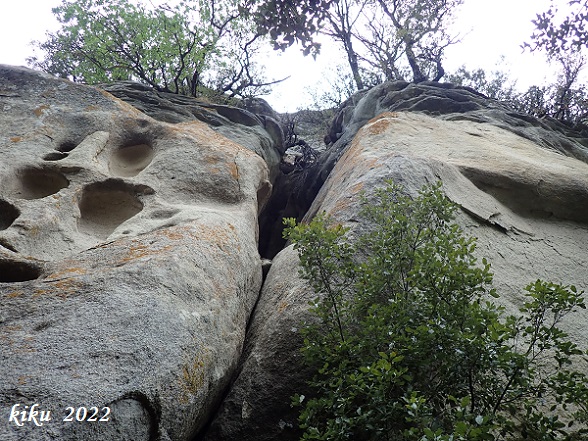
[0,0,570,112]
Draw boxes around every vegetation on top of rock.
[29,0,284,99]
[247,0,464,87]
[447,59,588,129]
[30,0,463,101]
[27,0,588,129]
[285,180,588,441]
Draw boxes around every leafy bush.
[284,181,588,441]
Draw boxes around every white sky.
[0,0,573,112]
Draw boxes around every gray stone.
[0,65,273,441]
[297,81,588,221]
[101,82,284,180]
[202,245,314,441]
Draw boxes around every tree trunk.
[346,38,365,90]
[404,40,427,83]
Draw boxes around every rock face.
[201,245,315,441]
[204,83,588,440]
[100,82,285,181]
[2,68,588,441]
[295,81,588,219]
[0,65,276,440]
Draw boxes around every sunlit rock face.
[204,83,588,441]
[0,65,274,441]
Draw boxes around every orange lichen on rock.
[33,104,50,117]
[331,196,354,215]
[195,224,237,252]
[32,288,48,298]
[364,112,400,136]
[45,267,88,280]
[116,241,173,265]
[43,278,85,299]
[350,182,365,195]
[5,290,24,298]
[159,228,187,241]
[113,224,225,265]
[229,161,239,180]
[15,337,37,354]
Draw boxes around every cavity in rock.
[78,180,146,239]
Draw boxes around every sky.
[0,0,571,112]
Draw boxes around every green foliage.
[445,64,518,102]
[30,0,215,92]
[284,180,588,441]
[246,0,462,87]
[29,0,277,98]
[368,0,463,83]
[522,1,588,127]
[241,0,334,56]
[447,60,588,128]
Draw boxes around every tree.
[550,53,588,122]
[240,0,336,56]
[367,0,462,83]
[508,55,588,126]
[247,0,462,87]
[30,0,211,93]
[445,64,518,102]
[530,0,588,55]
[319,0,369,90]
[285,181,588,441]
[29,0,281,98]
[319,0,463,86]
[524,1,588,126]
[447,59,588,127]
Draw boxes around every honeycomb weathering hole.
[12,168,69,200]
[109,143,154,177]
[0,259,42,283]
[43,152,69,161]
[78,181,145,239]
[0,200,19,230]
[58,141,78,153]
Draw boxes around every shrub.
[284,180,588,441]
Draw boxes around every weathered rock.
[0,65,272,440]
[101,81,284,179]
[201,245,314,441]
[303,111,588,375]
[207,95,588,439]
[4,65,588,440]
[298,81,588,219]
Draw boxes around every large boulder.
[0,65,272,440]
[205,86,588,440]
